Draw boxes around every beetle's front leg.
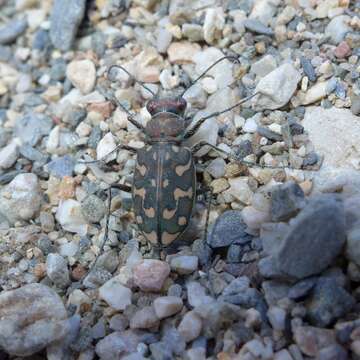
[191,141,288,170]
[80,143,137,165]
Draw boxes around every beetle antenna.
[97,83,145,131]
[181,56,240,97]
[108,64,157,97]
[183,91,259,139]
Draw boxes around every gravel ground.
[0,0,360,359]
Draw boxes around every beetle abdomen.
[133,143,196,247]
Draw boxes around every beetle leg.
[191,141,289,170]
[201,186,213,246]
[110,183,132,193]
[81,187,112,284]
[97,82,145,131]
[79,143,137,164]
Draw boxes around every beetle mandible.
[84,56,261,254]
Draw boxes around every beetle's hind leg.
[81,187,113,285]
[81,184,132,286]
[197,185,219,297]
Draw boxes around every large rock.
[0,284,69,356]
[50,0,86,51]
[276,195,346,280]
[0,173,42,225]
[325,15,351,44]
[260,195,346,281]
[303,107,360,170]
[254,63,301,110]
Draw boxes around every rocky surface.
[0,0,359,359]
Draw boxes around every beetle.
[83,56,262,255]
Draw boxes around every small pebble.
[133,260,170,292]
[170,255,198,275]
[153,296,183,319]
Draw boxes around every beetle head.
[145,96,187,139]
[146,97,187,117]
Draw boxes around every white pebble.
[55,199,88,236]
[99,275,132,311]
[170,256,199,275]
[97,133,117,162]
[153,296,183,319]
[178,311,202,342]
[66,59,96,95]
[0,140,19,169]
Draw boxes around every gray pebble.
[226,244,243,263]
[243,19,274,36]
[83,268,112,289]
[32,29,51,51]
[0,128,11,148]
[47,155,75,178]
[0,19,27,45]
[50,58,67,81]
[205,158,226,179]
[303,151,319,167]
[70,328,92,352]
[88,126,102,149]
[300,56,316,82]
[209,210,252,248]
[94,250,120,273]
[37,236,56,255]
[275,195,346,280]
[91,318,107,339]
[161,327,186,356]
[50,0,86,51]
[168,283,182,297]
[81,195,106,223]
[317,344,348,360]
[351,95,360,115]
[334,82,346,99]
[271,181,305,222]
[306,277,355,327]
[191,238,212,266]
[19,144,48,165]
[109,314,129,332]
[39,212,55,233]
[0,45,12,62]
[257,126,283,142]
[65,107,87,127]
[46,253,70,288]
[15,112,53,146]
[236,140,253,158]
[288,277,317,300]
[91,32,107,57]
[149,341,173,360]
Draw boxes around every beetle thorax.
[145,112,184,139]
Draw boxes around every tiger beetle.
[82,56,289,268]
